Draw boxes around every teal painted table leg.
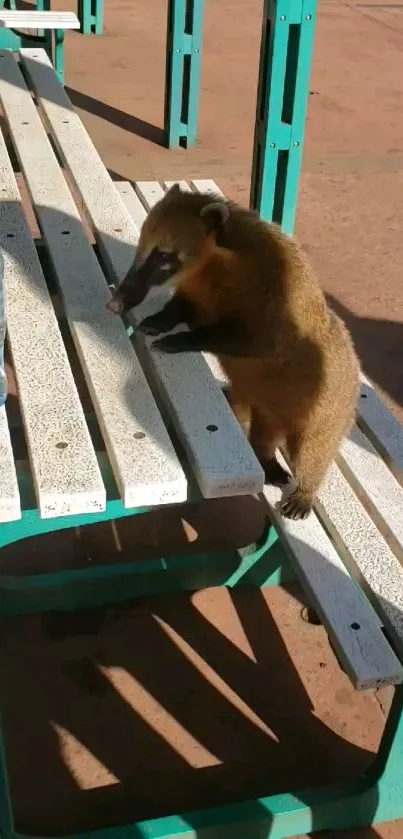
[250,0,317,234]
[78,0,103,35]
[164,0,204,148]
[53,28,65,83]
[35,0,50,39]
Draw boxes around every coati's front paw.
[277,487,313,521]
[152,334,188,353]
[138,316,165,336]
[262,458,291,489]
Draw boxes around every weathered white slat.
[0,11,79,29]
[358,374,403,482]
[0,130,105,519]
[316,461,403,657]
[2,52,186,508]
[112,182,147,230]
[135,180,166,208]
[20,49,137,282]
[119,181,264,498]
[191,179,225,198]
[338,426,403,556]
[0,407,21,523]
[18,51,265,503]
[263,468,403,690]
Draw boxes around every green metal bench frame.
[0,497,403,838]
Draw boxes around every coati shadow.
[327,295,403,413]
[0,538,386,838]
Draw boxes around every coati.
[107,184,360,520]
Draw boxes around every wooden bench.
[0,46,403,838]
[0,10,79,81]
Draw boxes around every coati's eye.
[158,250,172,261]
[156,248,180,272]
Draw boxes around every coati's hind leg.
[280,423,342,520]
[250,407,291,488]
[224,385,252,437]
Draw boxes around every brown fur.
[124,186,361,519]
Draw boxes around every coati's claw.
[152,334,186,353]
[278,488,313,521]
[262,458,291,488]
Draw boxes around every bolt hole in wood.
[133,431,146,440]
[351,622,361,630]
[61,231,70,235]
[6,233,14,239]
[361,393,368,399]
[206,424,218,432]
[56,442,68,450]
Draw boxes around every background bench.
[0,47,403,838]
[0,9,79,80]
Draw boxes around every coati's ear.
[200,201,230,239]
[165,183,181,197]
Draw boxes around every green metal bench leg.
[250,0,316,234]
[53,28,65,83]
[78,0,103,35]
[34,0,50,40]
[164,0,204,149]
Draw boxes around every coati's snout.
[107,247,182,316]
[106,185,231,317]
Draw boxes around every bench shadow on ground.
[66,87,165,147]
[0,548,384,839]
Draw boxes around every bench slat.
[19,52,264,499]
[191,179,225,198]
[3,51,186,509]
[0,407,21,523]
[339,426,403,557]
[317,461,403,657]
[0,130,105,519]
[122,181,265,498]
[0,11,79,29]
[358,374,403,481]
[263,471,403,690]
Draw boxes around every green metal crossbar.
[250,0,316,234]
[78,0,103,35]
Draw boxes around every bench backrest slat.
[2,50,186,509]
[0,130,105,519]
